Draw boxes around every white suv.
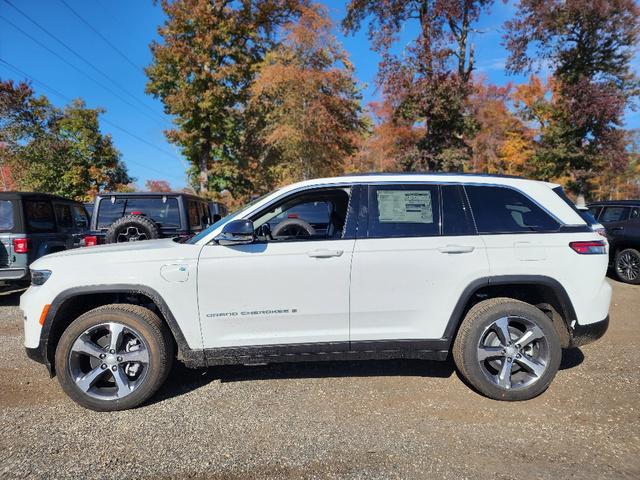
[21,174,611,410]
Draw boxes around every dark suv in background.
[588,200,640,284]
[86,192,227,244]
[0,192,89,292]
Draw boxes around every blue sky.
[1,0,637,189]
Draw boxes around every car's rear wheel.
[55,304,174,411]
[614,248,640,284]
[453,298,561,401]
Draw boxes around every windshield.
[185,190,275,244]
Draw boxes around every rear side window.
[0,200,14,230]
[24,200,55,233]
[54,204,73,228]
[72,205,89,228]
[188,200,201,228]
[600,206,630,223]
[367,185,440,238]
[465,185,560,233]
[442,185,475,236]
[97,199,126,228]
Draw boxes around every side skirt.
[199,339,451,367]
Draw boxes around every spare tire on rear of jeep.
[105,215,160,243]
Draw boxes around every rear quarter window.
[24,200,56,233]
[0,200,14,231]
[465,185,560,234]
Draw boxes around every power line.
[0,14,168,130]
[2,0,169,127]
[57,0,143,74]
[0,59,186,183]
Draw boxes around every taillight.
[13,238,28,254]
[83,235,98,247]
[569,240,607,254]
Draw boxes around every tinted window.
[24,200,55,233]
[97,198,126,228]
[54,204,73,228]
[588,206,602,219]
[368,185,439,238]
[552,186,594,225]
[72,205,89,229]
[124,198,180,228]
[442,185,475,236]
[631,207,639,220]
[188,201,200,228]
[0,200,14,230]
[465,185,560,233]
[600,206,630,223]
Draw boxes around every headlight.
[31,269,52,286]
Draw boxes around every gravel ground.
[1,280,638,479]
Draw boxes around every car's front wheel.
[55,304,174,411]
[453,298,562,401]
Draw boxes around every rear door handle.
[307,249,344,258]
[438,245,475,254]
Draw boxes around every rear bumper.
[569,316,609,348]
[0,267,28,281]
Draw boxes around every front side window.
[54,204,73,229]
[24,200,55,233]
[465,185,560,233]
[0,200,14,231]
[252,188,351,241]
[600,206,630,223]
[367,185,440,238]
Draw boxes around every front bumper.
[0,267,28,281]
[569,316,609,348]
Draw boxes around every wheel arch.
[38,284,200,375]
[444,275,577,348]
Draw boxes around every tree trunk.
[199,129,211,194]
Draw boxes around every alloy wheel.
[616,251,640,282]
[68,322,150,400]
[476,316,550,390]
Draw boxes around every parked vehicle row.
[20,173,611,411]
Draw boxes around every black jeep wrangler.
[86,192,227,244]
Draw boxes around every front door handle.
[307,249,344,258]
[438,245,475,254]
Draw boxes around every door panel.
[197,239,354,348]
[349,235,489,340]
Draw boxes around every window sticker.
[377,190,433,223]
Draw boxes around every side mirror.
[214,219,255,246]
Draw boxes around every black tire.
[453,297,561,401]
[104,215,160,243]
[55,304,174,411]
[272,218,316,237]
[614,248,640,284]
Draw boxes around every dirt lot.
[0,280,638,479]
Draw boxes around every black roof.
[587,200,640,206]
[0,191,80,203]
[96,191,205,201]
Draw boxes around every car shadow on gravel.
[0,291,22,307]
[150,358,455,405]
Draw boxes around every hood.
[44,238,181,260]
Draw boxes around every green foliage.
[0,79,131,200]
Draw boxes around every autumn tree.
[504,0,640,197]
[146,0,303,196]
[0,79,131,200]
[248,3,366,187]
[344,0,493,172]
[145,179,172,192]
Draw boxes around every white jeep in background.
[21,174,611,411]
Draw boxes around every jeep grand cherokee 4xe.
[21,174,611,411]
